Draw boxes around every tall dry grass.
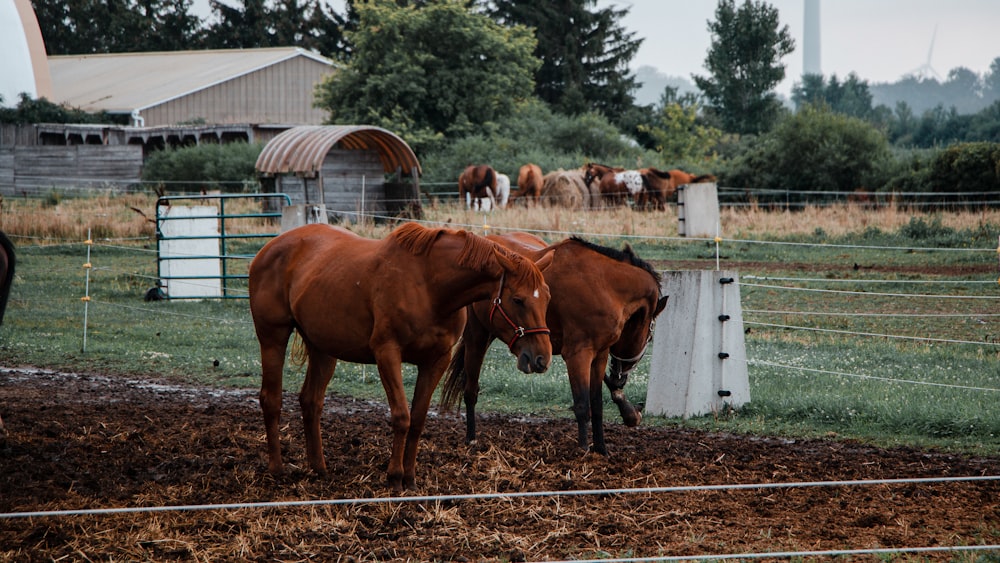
[2,192,999,244]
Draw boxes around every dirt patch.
[1,367,998,561]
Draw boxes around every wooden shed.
[255,125,422,221]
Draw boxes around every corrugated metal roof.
[256,125,421,177]
[48,47,333,114]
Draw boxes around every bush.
[927,142,1000,196]
[721,105,892,200]
[141,142,263,193]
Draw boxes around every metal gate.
[155,193,291,299]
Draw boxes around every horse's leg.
[300,346,336,475]
[401,353,452,489]
[461,321,494,444]
[562,352,596,452]
[589,352,611,456]
[257,326,293,475]
[374,348,409,492]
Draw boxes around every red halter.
[488,272,550,351]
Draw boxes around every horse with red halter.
[441,232,668,456]
[511,163,543,206]
[583,162,643,207]
[0,231,14,441]
[458,164,498,210]
[640,168,717,210]
[249,222,553,492]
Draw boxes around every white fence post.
[645,270,750,418]
[677,183,720,238]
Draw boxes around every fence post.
[677,183,720,238]
[644,270,750,418]
[81,229,92,352]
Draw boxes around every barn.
[255,125,422,221]
[47,47,335,128]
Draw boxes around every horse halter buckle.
[489,272,550,351]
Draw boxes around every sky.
[192,0,1000,97]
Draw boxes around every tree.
[636,87,722,164]
[481,0,642,118]
[791,72,874,119]
[693,0,794,135]
[313,0,539,152]
[32,0,204,54]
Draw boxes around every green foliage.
[637,88,723,163]
[32,0,204,54]
[693,0,795,135]
[791,73,874,120]
[141,142,263,192]
[927,142,1000,195]
[482,0,642,120]
[0,94,123,125]
[722,105,892,197]
[314,0,539,154]
[418,100,655,186]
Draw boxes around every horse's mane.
[568,236,661,286]
[692,174,717,183]
[389,223,542,286]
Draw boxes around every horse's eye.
[512,296,526,307]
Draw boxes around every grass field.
[1,192,998,455]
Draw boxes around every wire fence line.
[2,475,997,520]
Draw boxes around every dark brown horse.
[640,168,717,210]
[0,231,14,441]
[442,232,667,456]
[458,164,498,210]
[583,163,643,207]
[249,222,553,492]
[510,163,543,206]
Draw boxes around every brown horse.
[249,222,553,491]
[458,164,498,210]
[583,163,643,206]
[640,168,717,210]
[510,163,543,206]
[441,232,668,456]
[0,231,14,441]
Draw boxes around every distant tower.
[803,0,821,76]
[0,0,52,106]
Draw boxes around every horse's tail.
[0,232,15,326]
[439,338,468,411]
[289,329,308,367]
[481,166,495,190]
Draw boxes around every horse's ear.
[654,295,669,317]
[534,249,555,272]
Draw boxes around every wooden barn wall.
[0,145,143,197]
[321,149,385,218]
[141,57,332,127]
[266,149,386,220]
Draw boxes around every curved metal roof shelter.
[255,125,421,177]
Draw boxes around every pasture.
[0,193,998,560]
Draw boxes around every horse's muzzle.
[518,351,549,374]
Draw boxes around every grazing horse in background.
[583,162,643,206]
[442,232,668,456]
[511,163,543,206]
[469,173,510,212]
[0,231,15,441]
[640,168,717,210]
[249,222,553,492]
[459,165,498,210]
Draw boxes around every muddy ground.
[0,367,998,562]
